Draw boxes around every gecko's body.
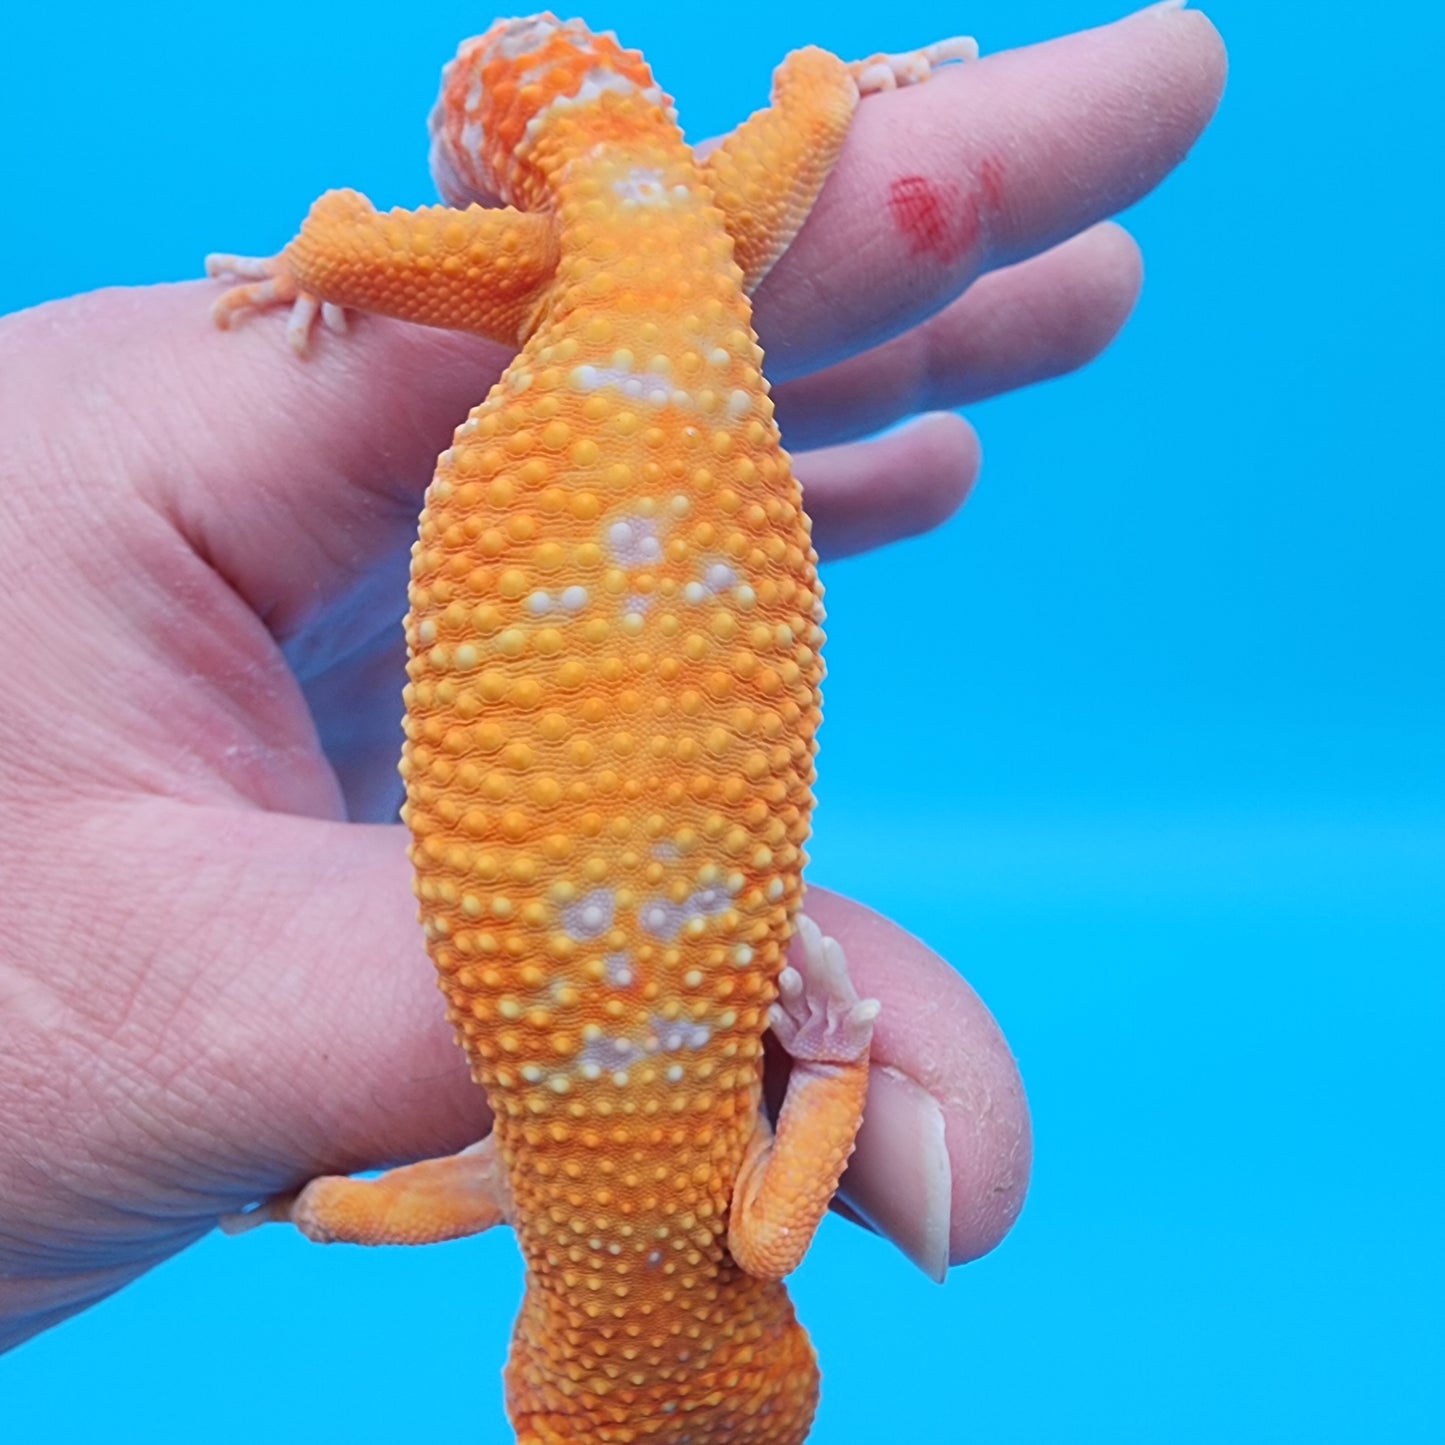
[210,17,968,1443]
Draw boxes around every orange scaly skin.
[209,17,970,1443]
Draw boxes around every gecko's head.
[429,14,673,209]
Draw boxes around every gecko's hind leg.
[728,916,880,1280]
[222,1135,510,1246]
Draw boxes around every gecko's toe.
[770,916,879,1065]
[851,36,977,95]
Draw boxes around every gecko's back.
[208,14,971,1441]
[405,17,824,1442]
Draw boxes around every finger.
[794,412,979,561]
[5,5,1222,643]
[802,888,1031,1274]
[10,284,972,667]
[80,805,1028,1279]
[774,221,1143,452]
[0,285,510,647]
[756,3,1226,378]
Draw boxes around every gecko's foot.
[771,915,880,1066]
[218,1188,301,1237]
[850,36,978,95]
[205,251,347,356]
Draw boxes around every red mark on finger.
[978,156,1006,215]
[888,174,979,265]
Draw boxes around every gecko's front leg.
[207,188,559,354]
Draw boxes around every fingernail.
[1132,0,1188,14]
[841,1066,952,1283]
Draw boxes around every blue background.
[2,1,1440,1440]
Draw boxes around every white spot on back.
[561,888,615,941]
[680,558,740,607]
[528,586,589,617]
[493,15,566,61]
[579,1033,648,1074]
[607,516,663,567]
[653,1016,711,1051]
[575,364,674,406]
[638,886,730,941]
[519,71,667,152]
[614,167,673,205]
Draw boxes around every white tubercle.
[607,516,663,567]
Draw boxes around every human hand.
[0,4,1224,1350]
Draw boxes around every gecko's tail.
[503,1276,821,1444]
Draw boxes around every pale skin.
[0,6,1224,1352]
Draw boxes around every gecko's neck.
[511,99,736,365]
[525,95,692,209]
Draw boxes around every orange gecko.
[209,16,971,1443]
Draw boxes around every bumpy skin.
[209,16,959,1443]
[418,28,834,1444]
